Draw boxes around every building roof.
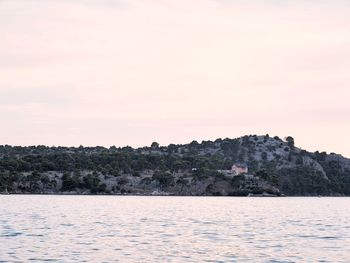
[232,163,248,168]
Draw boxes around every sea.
[0,196,349,262]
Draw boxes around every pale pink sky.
[0,0,349,156]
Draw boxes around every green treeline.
[0,136,349,195]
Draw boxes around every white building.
[218,164,249,177]
[231,164,248,175]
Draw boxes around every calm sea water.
[0,196,349,262]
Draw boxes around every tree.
[273,136,281,141]
[189,140,199,147]
[264,134,269,142]
[151,142,160,150]
[152,171,174,189]
[0,171,10,192]
[256,169,268,180]
[167,144,177,153]
[83,173,100,193]
[285,136,295,149]
[61,173,76,191]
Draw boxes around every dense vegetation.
[0,135,349,196]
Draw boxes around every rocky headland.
[1,135,349,196]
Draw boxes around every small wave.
[1,232,22,237]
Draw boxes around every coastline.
[2,192,348,197]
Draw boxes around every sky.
[0,0,349,157]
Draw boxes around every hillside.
[0,135,349,196]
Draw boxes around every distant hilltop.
[0,135,350,196]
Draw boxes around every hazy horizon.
[1,0,349,157]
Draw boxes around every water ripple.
[0,196,350,262]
